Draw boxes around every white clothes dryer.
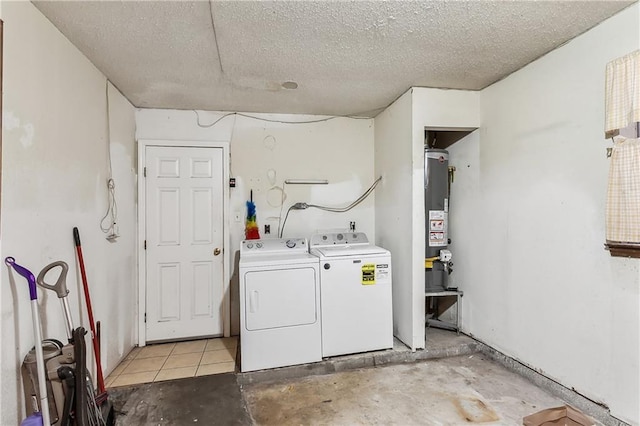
[239,238,321,372]
[310,232,393,358]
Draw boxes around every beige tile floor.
[106,337,237,388]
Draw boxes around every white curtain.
[606,137,640,245]
[605,50,640,246]
[605,50,640,139]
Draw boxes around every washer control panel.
[310,232,369,247]
[241,238,308,255]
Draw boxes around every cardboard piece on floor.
[523,405,595,426]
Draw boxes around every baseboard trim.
[472,337,629,426]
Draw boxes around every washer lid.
[311,244,389,258]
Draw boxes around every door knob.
[214,248,221,256]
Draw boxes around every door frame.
[137,139,230,347]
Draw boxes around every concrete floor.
[243,354,566,425]
[110,373,251,425]
[110,330,602,426]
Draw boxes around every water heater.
[425,148,452,292]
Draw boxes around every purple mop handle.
[5,257,38,300]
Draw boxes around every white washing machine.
[310,232,393,357]
[239,238,321,372]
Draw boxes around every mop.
[6,257,51,426]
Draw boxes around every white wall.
[0,3,137,424]
[374,90,415,348]
[451,5,639,424]
[374,88,480,350]
[136,109,375,335]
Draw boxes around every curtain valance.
[605,50,639,139]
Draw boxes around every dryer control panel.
[241,238,308,256]
[310,232,369,247]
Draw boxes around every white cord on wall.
[100,80,119,242]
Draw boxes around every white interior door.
[145,145,224,342]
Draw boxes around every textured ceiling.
[33,0,635,117]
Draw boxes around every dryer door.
[244,267,317,331]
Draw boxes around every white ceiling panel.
[32,0,636,116]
